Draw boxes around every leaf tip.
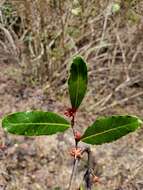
[131,115,143,126]
[72,55,87,66]
[138,118,143,125]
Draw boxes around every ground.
[0,60,142,190]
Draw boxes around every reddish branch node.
[0,144,7,151]
[92,175,100,184]
[64,107,77,118]
[69,147,82,159]
[74,131,82,141]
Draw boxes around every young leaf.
[81,115,142,145]
[2,111,70,136]
[68,56,88,109]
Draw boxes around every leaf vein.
[9,123,70,127]
[82,121,138,141]
[75,63,79,107]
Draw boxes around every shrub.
[1,56,142,189]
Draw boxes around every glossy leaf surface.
[81,115,142,145]
[68,56,88,109]
[2,111,70,136]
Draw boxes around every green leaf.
[68,56,88,109]
[112,3,120,13]
[79,185,85,190]
[2,111,70,136]
[81,115,142,145]
[71,7,82,16]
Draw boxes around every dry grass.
[0,0,143,84]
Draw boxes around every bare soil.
[0,59,143,190]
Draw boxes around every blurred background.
[0,0,143,189]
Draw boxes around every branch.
[68,111,79,190]
[83,147,92,190]
[68,158,79,190]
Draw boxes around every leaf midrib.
[5,123,70,127]
[75,63,79,107]
[81,121,138,141]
